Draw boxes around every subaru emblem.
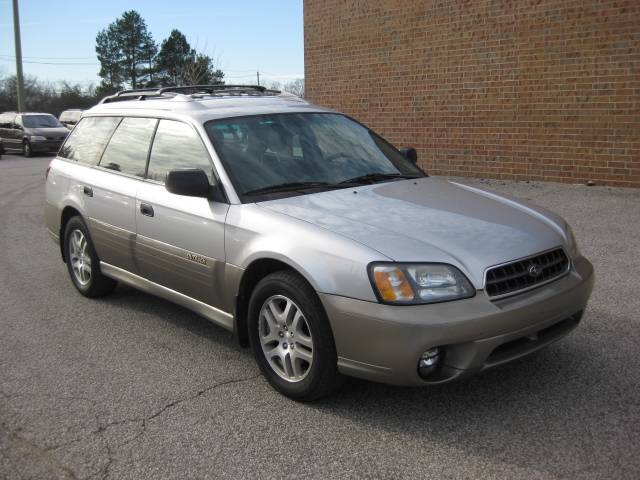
[528,263,542,278]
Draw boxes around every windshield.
[204,113,423,199]
[22,114,63,128]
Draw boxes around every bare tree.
[181,53,224,85]
[264,80,282,90]
[283,78,304,98]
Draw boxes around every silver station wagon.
[45,85,594,400]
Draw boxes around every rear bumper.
[320,255,594,386]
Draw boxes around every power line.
[0,56,97,66]
[0,53,96,60]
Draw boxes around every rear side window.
[146,120,212,183]
[59,116,120,165]
[99,117,157,177]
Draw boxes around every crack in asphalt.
[1,374,262,480]
[91,374,261,480]
[95,373,261,436]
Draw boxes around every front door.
[135,119,229,309]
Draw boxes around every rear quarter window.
[59,116,121,165]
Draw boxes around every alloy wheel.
[259,295,314,382]
[68,229,91,286]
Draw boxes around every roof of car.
[85,89,333,123]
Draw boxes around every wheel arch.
[234,257,315,347]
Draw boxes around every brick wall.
[304,0,640,187]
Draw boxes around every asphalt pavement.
[1,153,639,479]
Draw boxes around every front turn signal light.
[372,266,415,302]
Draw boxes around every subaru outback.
[45,85,594,400]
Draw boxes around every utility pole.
[12,0,26,112]
[256,70,260,86]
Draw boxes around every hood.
[259,177,568,286]
[27,127,69,138]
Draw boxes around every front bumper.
[320,255,594,386]
[31,140,63,152]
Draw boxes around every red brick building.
[304,0,640,187]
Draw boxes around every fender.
[225,204,389,302]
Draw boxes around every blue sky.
[0,0,304,89]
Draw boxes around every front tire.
[248,270,343,401]
[63,216,116,297]
[23,140,33,157]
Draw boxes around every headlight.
[565,223,579,257]
[30,135,47,141]
[369,263,475,305]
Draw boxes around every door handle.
[140,203,154,217]
[83,186,93,197]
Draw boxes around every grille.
[485,248,569,298]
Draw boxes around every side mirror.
[165,169,212,198]
[400,147,418,164]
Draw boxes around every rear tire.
[248,270,344,401]
[63,216,116,297]
[23,140,33,157]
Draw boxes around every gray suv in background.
[45,85,594,400]
[0,112,69,156]
[59,109,83,129]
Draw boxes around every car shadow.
[98,282,242,352]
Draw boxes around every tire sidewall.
[63,216,99,295]
[248,273,336,399]
[23,140,32,157]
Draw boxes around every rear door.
[88,116,158,273]
[135,119,229,309]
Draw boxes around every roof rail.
[99,84,280,104]
[159,84,269,94]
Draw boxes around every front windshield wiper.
[243,181,333,196]
[243,173,423,197]
[336,172,421,186]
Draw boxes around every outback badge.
[186,252,207,265]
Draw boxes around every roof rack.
[99,84,280,104]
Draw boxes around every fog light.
[418,347,442,379]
